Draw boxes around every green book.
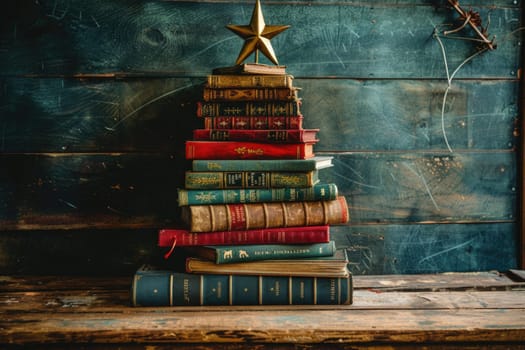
[187,241,337,264]
[185,170,320,189]
[191,156,333,172]
[177,183,338,206]
[131,264,352,306]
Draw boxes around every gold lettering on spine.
[258,276,263,305]
[313,277,317,305]
[169,274,174,306]
[288,276,293,304]
[200,275,204,305]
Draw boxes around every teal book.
[177,183,338,206]
[131,265,352,306]
[187,241,337,264]
[191,156,333,172]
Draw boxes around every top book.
[212,63,286,75]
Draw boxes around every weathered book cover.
[192,129,319,143]
[177,183,338,206]
[211,63,287,75]
[181,196,350,232]
[197,101,301,117]
[188,241,337,264]
[185,170,319,189]
[158,225,331,247]
[203,116,303,130]
[132,264,352,306]
[206,74,294,88]
[185,248,349,278]
[185,141,315,160]
[203,87,298,101]
[191,156,333,172]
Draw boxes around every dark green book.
[191,156,333,172]
[131,264,352,306]
[177,183,338,206]
[187,241,337,264]
[197,100,301,117]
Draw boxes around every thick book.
[192,156,333,172]
[187,241,337,264]
[185,141,315,160]
[203,87,298,101]
[177,183,338,206]
[131,264,353,306]
[184,170,319,189]
[181,196,350,233]
[203,116,303,130]
[192,129,318,143]
[211,63,287,75]
[197,100,301,118]
[158,225,331,248]
[186,248,349,278]
[206,74,294,89]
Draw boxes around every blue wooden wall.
[0,0,521,274]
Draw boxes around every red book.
[203,116,303,129]
[192,129,319,143]
[158,225,330,247]
[185,141,315,160]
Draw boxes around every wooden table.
[1,271,525,349]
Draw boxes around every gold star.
[226,0,290,65]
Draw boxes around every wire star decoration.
[226,0,290,65]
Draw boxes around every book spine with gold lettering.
[185,141,315,160]
[202,116,303,130]
[131,265,352,306]
[197,100,301,117]
[203,87,298,101]
[181,196,350,233]
[206,74,294,88]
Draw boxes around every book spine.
[181,196,350,232]
[157,225,331,247]
[192,129,318,143]
[206,74,294,88]
[177,184,338,206]
[197,101,300,117]
[203,87,297,101]
[185,141,314,160]
[210,241,336,264]
[184,170,318,189]
[203,116,303,130]
[192,158,330,172]
[132,271,352,306]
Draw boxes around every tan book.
[181,196,349,232]
[206,74,294,89]
[185,248,350,278]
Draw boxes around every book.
[192,156,333,172]
[197,101,301,118]
[187,241,337,264]
[206,74,294,89]
[184,170,319,189]
[203,87,298,101]
[158,225,331,248]
[211,63,287,75]
[185,141,315,160]
[131,264,353,306]
[181,196,350,232]
[203,116,303,130]
[177,183,338,206]
[186,248,349,278]
[192,129,319,143]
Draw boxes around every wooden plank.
[0,78,518,152]
[0,1,520,78]
[1,308,524,345]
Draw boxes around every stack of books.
[131,64,352,306]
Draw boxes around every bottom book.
[131,264,353,306]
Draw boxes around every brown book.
[203,87,299,101]
[206,74,294,89]
[192,129,319,143]
[181,196,349,232]
[203,116,303,130]
[212,63,287,75]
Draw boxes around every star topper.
[226,0,290,65]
